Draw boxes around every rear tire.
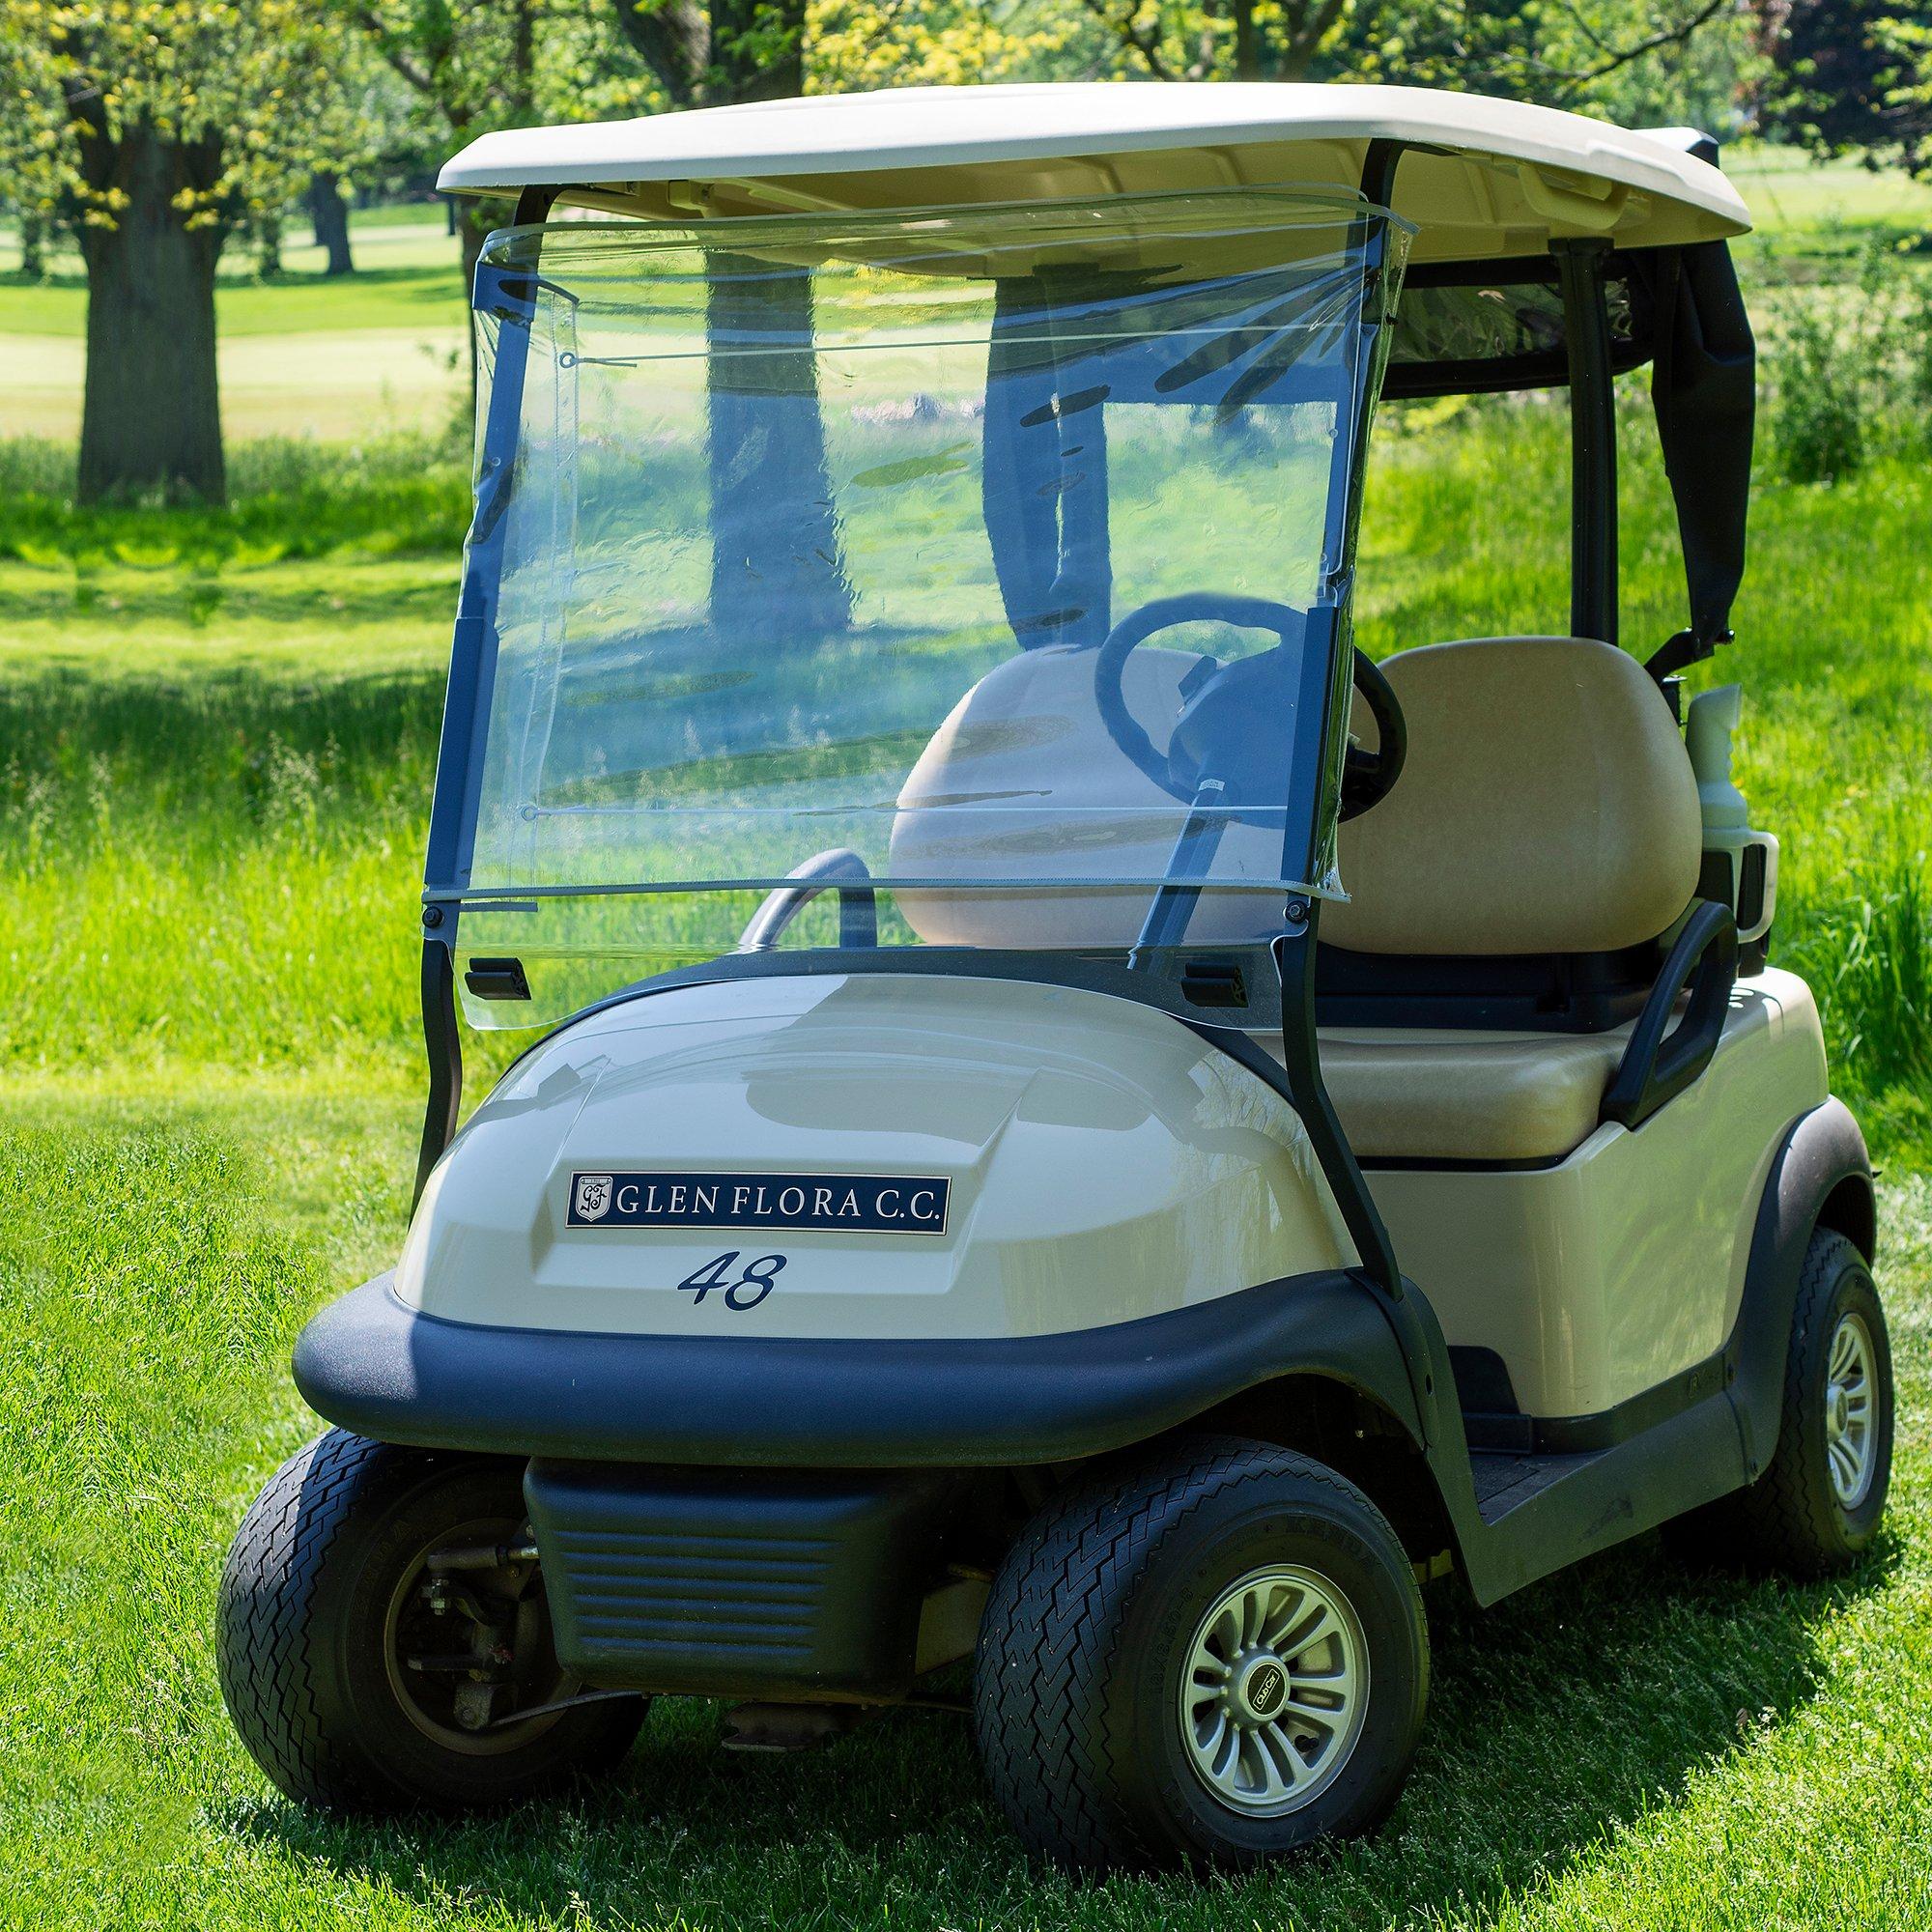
[217,1429,646,1812]
[1672,1229,1892,1577]
[973,1438,1428,1872]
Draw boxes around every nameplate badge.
[567,1170,951,1236]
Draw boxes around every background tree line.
[0,0,1922,505]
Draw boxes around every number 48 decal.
[676,1251,787,1311]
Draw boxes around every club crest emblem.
[572,1173,614,1223]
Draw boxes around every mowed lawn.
[4,155,1932,1931]
[0,212,469,440]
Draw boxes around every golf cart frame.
[231,87,1888,1868]
[366,133,1867,1612]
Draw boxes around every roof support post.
[416,183,557,1207]
[1551,237,1617,647]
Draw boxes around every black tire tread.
[973,1435,1418,1870]
[216,1428,414,1806]
[1741,1231,1863,1568]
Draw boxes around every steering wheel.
[1092,593,1406,819]
[1342,648,1406,821]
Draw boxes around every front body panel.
[400,974,1352,1342]
[1364,969,1828,1416]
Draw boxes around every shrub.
[1769,232,1932,484]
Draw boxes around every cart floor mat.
[1468,1447,1608,1523]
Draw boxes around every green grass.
[4,398,1923,1144]
[0,205,467,335]
[3,264,1932,1921]
[0,205,471,439]
[4,1100,1929,1928]
[1728,145,1932,259]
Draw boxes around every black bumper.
[294,1270,1420,1467]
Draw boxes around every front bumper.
[293,1269,1416,1467]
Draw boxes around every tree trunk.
[19,212,44,278]
[1231,0,1264,78]
[309,172,355,275]
[604,0,849,639]
[705,252,853,644]
[75,122,225,504]
[256,212,283,280]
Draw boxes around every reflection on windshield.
[448,192,1407,1018]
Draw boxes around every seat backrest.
[890,642,1282,950]
[1323,636,1700,957]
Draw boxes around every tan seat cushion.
[891,642,1289,949]
[1264,1024,1634,1163]
[1326,636,1701,956]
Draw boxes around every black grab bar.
[1600,899,1738,1131]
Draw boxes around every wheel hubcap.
[1824,1312,1878,1508]
[1179,1563,1369,1816]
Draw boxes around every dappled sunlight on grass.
[2,1095,1927,1928]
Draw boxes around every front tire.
[217,1429,646,1812]
[973,1439,1428,1872]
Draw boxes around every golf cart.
[219,84,1893,1871]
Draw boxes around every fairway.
[3,327,468,440]
[4,147,1932,1931]
[0,210,470,440]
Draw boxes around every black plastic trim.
[1600,900,1738,1129]
[1316,938,1658,1033]
[1727,1098,1874,1473]
[464,955,531,1002]
[1461,1345,1730,1455]
[414,936,461,1208]
[1359,1151,1572,1175]
[294,1268,1427,1470]
[524,1462,949,1700]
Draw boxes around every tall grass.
[1803,851,1932,1092]
[0,429,471,571]
[0,401,1927,1153]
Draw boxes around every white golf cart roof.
[439,82,1750,263]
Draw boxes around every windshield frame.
[422,188,1408,952]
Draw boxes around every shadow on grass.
[224,1534,1894,1931]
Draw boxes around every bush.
[1769,232,1932,484]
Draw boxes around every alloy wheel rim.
[1178,1562,1369,1817]
[1824,1311,1878,1509]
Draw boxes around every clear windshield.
[444,191,1407,1023]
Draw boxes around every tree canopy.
[1760,0,1932,177]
